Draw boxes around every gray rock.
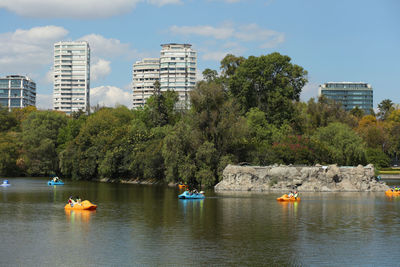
[215,164,389,192]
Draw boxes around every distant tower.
[132,58,160,109]
[159,43,197,109]
[318,82,373,113]
[53,41,90,114]
[0,75,36,110]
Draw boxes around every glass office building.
[0,75,36,110]
[318,82,373,113]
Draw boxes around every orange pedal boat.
[178,184,188,189]
[385,189,400,197]
[64,200,97,210]
[277,194,301,202]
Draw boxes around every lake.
[1,177,399,266]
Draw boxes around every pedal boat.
[277,194,301,202]
[385,189,400,197]
[178,191,205,199]
[64,200,97,210]
[48,180,64,185]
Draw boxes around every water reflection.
[65,209,95,223]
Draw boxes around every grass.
[378,170,400,174]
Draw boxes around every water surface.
[1,178,399,266]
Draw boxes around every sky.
[0,0,399,110]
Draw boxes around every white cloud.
[36,86,133,110]
[200,41,246,62]
[78,34,139,59]
[148,0,182,6]
[208,0,244,2]
[169,23,284,61]
[0,25,68,74]
[201,51,230,61]
[235,24,285,48]
[91,59,111,81]
[91,85,131,108]
[0,0,182,18]
[36,94,53,110]
[170,23,234,39]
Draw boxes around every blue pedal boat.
[48,177,64,185]
[1,180,10,187]
[178,191,205,199]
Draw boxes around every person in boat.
[3,179,9,184]
[76,196,82,205]
[68,196,76,207]
[294,191,299,199]
[288,191,294,198]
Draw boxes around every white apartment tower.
[53,41,90,114]
[160,43,197,108]
[132,58,160,109]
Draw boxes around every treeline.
[0,52,397,187]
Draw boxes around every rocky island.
[215,164,389,192]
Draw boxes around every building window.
[11,89,20,97]
[0,99,8,107]
[10,80,21,88]
[0,89,8,97]
[10,98,20,107]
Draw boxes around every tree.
[21,111,68,175]
[59,106,134,180]
[350,106,364,119]
[366,148,390,168]
[293,96,357,135]
[146,81,179,127]
[227,52,308,125]
[202,68,218,82]
[0,106,18,132]
[0,133,20,176]
[311,122,367,166]
[377,99,394,121]
[220,54,245,78]
[356,115,389,151]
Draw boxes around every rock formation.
[214,164,389,192]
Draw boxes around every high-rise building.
[132,58,160,109]
[318,82,373,113]
[0,75,36,110]
[160,43,197,109]
[132,43,197,109]
[53,41,90,114]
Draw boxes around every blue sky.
[0,0,399,109]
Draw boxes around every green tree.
[377,99,394,121]
[350,106,365,119]
[60,106,134,180]
[228,52,308,125]
[220,54,245,78]
[293,96,357,135]
[311,122,367,166]
[21,111,68,175]
[366,148,390,168]
[0,106,18,132]
[145,82,179,127]
[202,68,218,82]
[0,133,20,176]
